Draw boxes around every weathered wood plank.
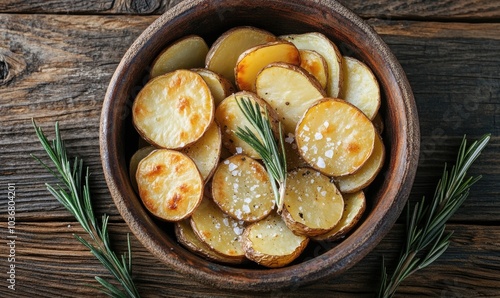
[1,15,499,222]
[0,222,498,297]
[0,0,499,20]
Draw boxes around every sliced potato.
[129,146,156,193]
[335,133,385,193]
[192,68,235,106]
[243,213,309,268]
[281,32,343,97]
[181,122,222,182]
[235,41,300,92]
[133,69,214,149]
[175,220,244,264]
[215,91,279,159]
[206,26,276,84]
[136,149,203,221]
[312,191,366,242]
[339,56,380,119]
[190,197,246,262]
[150,35,209,78]
[299,49,328,89]
[255,62,325,135]
[212,155,275,222]
[296,98,376,177]
[282,168,344,236]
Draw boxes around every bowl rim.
[100,0,420,291]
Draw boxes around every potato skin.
[242,213,309,268]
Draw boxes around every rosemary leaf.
[32,120,140,298]
[235,97,287,212]
[378,134,490,298]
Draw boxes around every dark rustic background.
[1,0,499,297]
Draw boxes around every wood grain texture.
[0,222,498,297]
[0,5,499,297]
[0,0,498,20]
[1,15,498,222]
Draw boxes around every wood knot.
[0,49,27,86]
[128,0,160,14]
[0,59,8,82]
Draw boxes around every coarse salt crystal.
[325,149,334,158]
[317,157,326,168]
[235,147,243,154]
[301,145,308,153]
[228,162,238,171]
[314,132,323,140]
[285,133,295,144]
[242,205,250,213]
[303,125,310,131]
[224,159,230,164]
[233,226,244,235]
[223,218,230,226]
[323,121,329,128]
[321,190,327,196]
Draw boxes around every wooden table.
[1,1,499,297]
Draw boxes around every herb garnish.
[378,134,490,298]
[32,120,140,298]
[235,97,287,213]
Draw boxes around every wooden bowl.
[100,0,420,291]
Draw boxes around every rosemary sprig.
[378,134,490,298]
[235,97,287,213]
[31,120,140,298]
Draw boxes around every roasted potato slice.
[255,62,325,135]
[133,69,214,149]
[129,146,156,193]
[339,56,380,120]
[235,41,300,92]
[243,213,309,268]
[281,32,343,97]
[299,49,328,89]
[335,133,385,193]
[136,149,203,221]
[206,26,276,84]
[296,98,376,177]
[181,122,222,182]
[312,191,366,242]
[212,155,275,222]
[192,68,235,106]
[175,220,244,264]
[282,168,344,236]
[190,197,246,262]
[150,35,208,78]
[215,91,279,159]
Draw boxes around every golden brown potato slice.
[296,98,376,177]
[212,155,275,222]
[136,149,203,221]
[335,133,385,193]
[181,122,222,182]
[339,56,380,120]
[243,213,309,268]
[255,62,325,136]
[215,91,279,159]
[150,35,209,78]
[206,26,276,84]
[299,49,328,89]
[190,198,246,262]
[192,68,235,106]
[129,146,156,193]
[235,41,300,92]
[312,191,366,242]
[281,168,344,236]
[281,32,343,97]
[175,220,244,264]
[133,70,214,149]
